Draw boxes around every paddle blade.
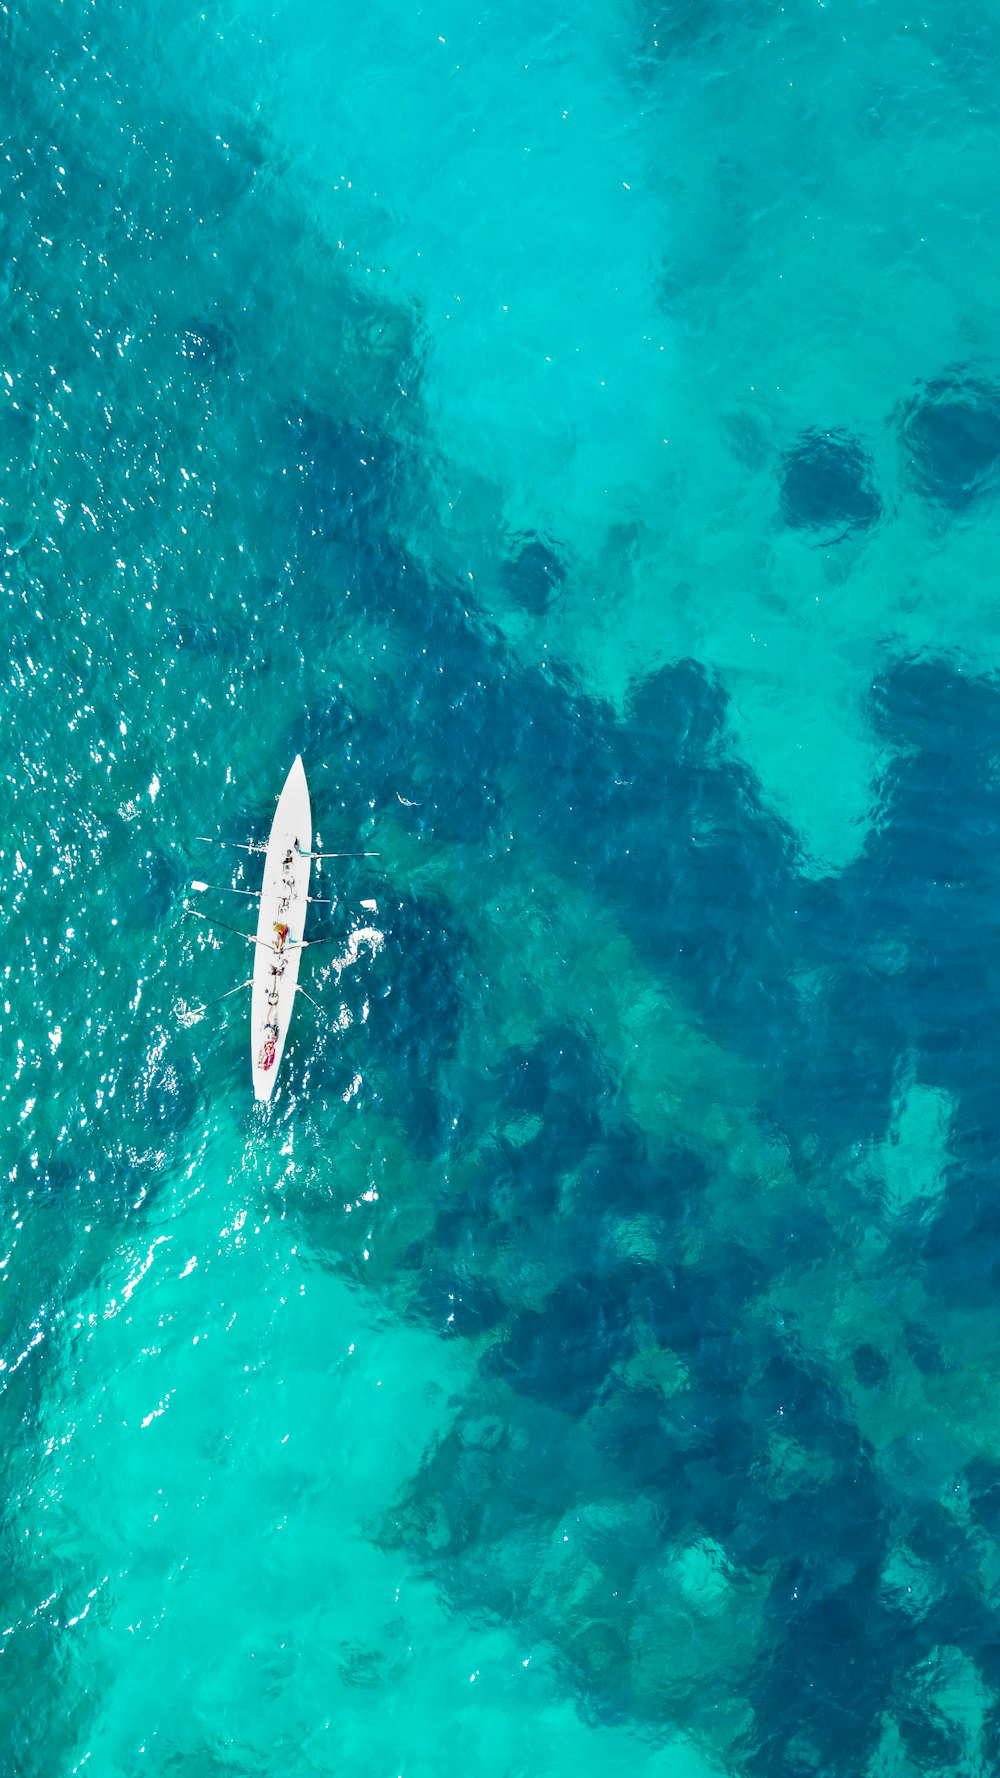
[191,880,210,893]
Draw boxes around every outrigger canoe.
[188,756,378,1098]
[251,755,311,1101]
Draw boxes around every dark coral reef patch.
[779,427,882,540]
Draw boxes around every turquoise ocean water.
[5,1,1000,1772]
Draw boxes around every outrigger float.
[184,756,377,1102]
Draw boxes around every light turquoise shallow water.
[5,1,1000,1773]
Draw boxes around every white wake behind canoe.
[251,756,312,1102]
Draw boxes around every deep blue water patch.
[127,843,187,928]
[778,427,883,541]
[118,108,264,238]
[409,1262,506,1339]
[500,534,567,614]
[290,684,393,838]
[167,608,251,658]
[795,660,1000,1145]
[178,319,235,372]
[283,409,404,548]
[897,369,1000,510]
[493,1026,608,1172]
[489,1271,635,1417]
[363,890,469,1147]
[360,623,1000,1764]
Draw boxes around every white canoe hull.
[251,756,312,1101]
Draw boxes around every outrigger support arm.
[191,880,334,905]
[295,843,379,859]
[196,836,378,861]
